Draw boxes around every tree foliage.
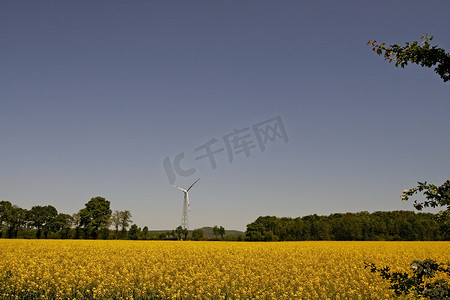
[245,211,445,241]
[368,35,450,82]
[212,225,226,240]
[0,198,146,240]
[111,210,121,239]
[174,226,188,240]
[191,228,204,241]
[128,224,139,240]
[110,210,133,239]
[368,33,450,297]
[141,226,149,240]
[364,181,450,298]
[4,206,28,238]
[49,213,73,238]
[79,197,112,239]
[365,259,450,299]
[402,180,450,228]
[119,210,133,236]
[28,205,58,238]
[0,200,12,228]
[218,226,225,239]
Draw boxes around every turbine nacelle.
[174,178,200,194]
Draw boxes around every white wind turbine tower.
[174,178,200,230]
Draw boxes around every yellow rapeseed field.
[0,240,449,299]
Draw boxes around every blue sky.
[1,1,449,231]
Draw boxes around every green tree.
[119,210,132,238]
[245,216,281,241]
[192,228,204,241]
[212,225,219,240]
[218,226,225,240]
[0,201,12,230]
[167,230,175,240]
[402,180,450,238]
[0,201,12,237]
[79,197,112,239]
[28,205,58,238]
[246,226,263,241]
[110,210,121,239]
[368,35,450,82]
[175,226,183,240]
[99,227,110,240]
[128,224,139,240]
[49,213,73,239]
[174,226,188,240]
[141,226,149,240]
[4,206,27,238]
[245,212,441,241]
[71,212,81,239]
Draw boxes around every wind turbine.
[174,178,200,230]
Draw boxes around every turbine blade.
[186,178,200,192]
[174,185,186,192]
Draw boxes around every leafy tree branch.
[365,259,450,299]
[368,35,450,82]
[402,180,450,232]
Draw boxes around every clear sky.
[1,1,449,231]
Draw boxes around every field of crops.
[0,240,449,299]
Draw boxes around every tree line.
[1,197,447,241]
[245,211,448,241]
[0,197,149,240]
[0,197,230,241]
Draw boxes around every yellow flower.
[0,240,448,299]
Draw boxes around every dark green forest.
[246,211,448,241]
